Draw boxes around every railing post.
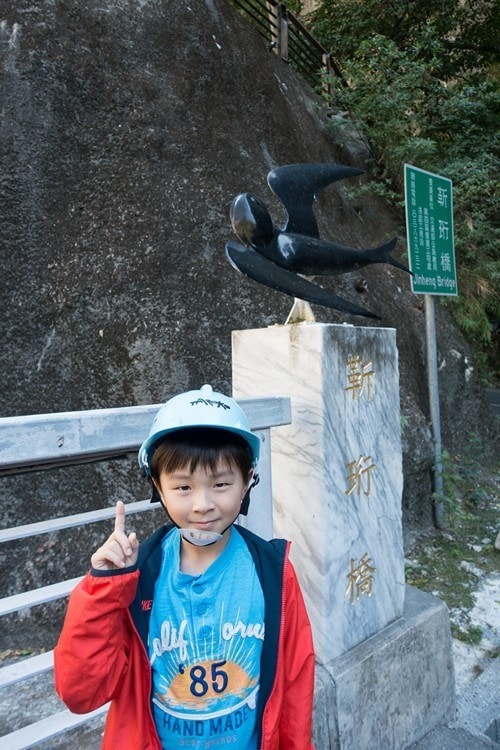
[266,1,278,54]
[277,4,288,62]
[233,0,343,91]
[322,51,332,95]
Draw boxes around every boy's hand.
[90,501,140,571]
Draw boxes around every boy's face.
[157,459,250,544]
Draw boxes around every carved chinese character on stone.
[345,455,377,497]
[345,553,376,605]
[345,354,374,401]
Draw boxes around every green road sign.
[404,164,458,296]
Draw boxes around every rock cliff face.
[0,0,497,551]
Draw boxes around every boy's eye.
[214,482,229,489]
[176,485,191,492]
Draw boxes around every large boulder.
[0,0,497,562]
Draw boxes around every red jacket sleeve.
[54,568,140,714]
[278,559,316,749]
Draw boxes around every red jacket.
[54,524,315,749]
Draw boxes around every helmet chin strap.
[177,499,244,547]
[178,528,224,546]
[178,513,236,547]
[239,473,259,516]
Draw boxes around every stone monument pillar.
[233,323,456,749]
[232,322,405,664]
[233,323,405,664]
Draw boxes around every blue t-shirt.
[149,527,265,749]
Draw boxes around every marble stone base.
[312,586,456,750]
[232,323,405,663]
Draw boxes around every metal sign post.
[404,164,458,528]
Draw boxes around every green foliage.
[433,434,495,527]
[452,623,483,646]
[285,0,303,14]
[307,0,499,75]
[305,1,500,378]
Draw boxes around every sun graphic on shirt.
[156,659,257,712]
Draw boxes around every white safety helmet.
[138,384,261,476]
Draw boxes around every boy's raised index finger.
[114,500,126,533]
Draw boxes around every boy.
[54,384,315,749]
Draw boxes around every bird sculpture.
[226,163,412,321]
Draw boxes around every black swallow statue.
[226,163,411,320]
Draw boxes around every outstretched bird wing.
[267,163,364,237]
[226,240,380,320]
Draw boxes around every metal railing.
[229,0,343,92]
[0,396,291,748]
